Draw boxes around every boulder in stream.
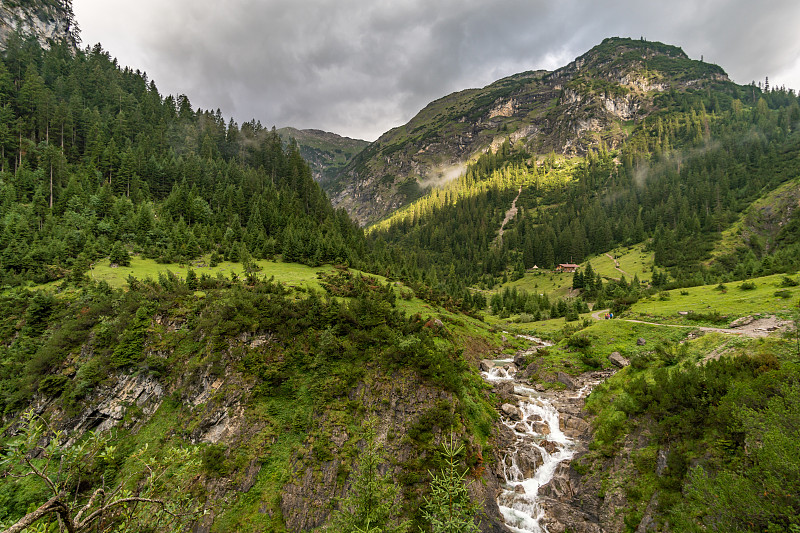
[518,447,544,477]
[533,421,551,436]
[557,371,576,390]
[539,462,574,500]
[501,403,522,420]
[493,381,515,402]
[540,439,559,454]
[561,415,590,437]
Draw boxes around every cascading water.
[483,336,602,533]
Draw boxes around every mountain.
[0,26,503,533]
[331,37,730,225]
[0,0,79,51]
[2,28,800,533]
[276,126,368,184]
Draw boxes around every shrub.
[201,444,231,477]
[739,280,756,290]
[110,306,151,368]
[567,334,592,351]
[185,269,198,290]
[38,374,69,396]
[580,352,602,368]
[686,310,727,324]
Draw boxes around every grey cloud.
[74,0,800,140]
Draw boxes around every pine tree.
[109,241,130,267]
[420,436,481,533]
[326,422,408,533]
[185,268,198,290]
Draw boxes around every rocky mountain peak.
[327,37,732,226]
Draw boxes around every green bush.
[566,333,592,351]
[38,374,69,396]
[201,444,231,477]
[110,306,151,368]
[579,352,602,368]
[686,310,727,324]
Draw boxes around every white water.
[483,336,594,533]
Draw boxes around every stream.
[482,336,609,533]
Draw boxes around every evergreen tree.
[327,422,408,533]
[109,241,130,266]
[420,436,480,533]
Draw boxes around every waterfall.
[483,337,603,533]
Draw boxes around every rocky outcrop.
[0,1,78,51]
[68,371,164,437]
[279,370,508,532]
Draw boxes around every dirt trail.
[605,253,627,276]
[590,310,789,338]
[496,186,522,245]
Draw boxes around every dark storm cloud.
[74,0,800,140]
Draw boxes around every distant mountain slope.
[0,0,78,51]
[276,127,368,185]
[332,37,730,225]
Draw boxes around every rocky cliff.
[0,0,79,51]
[330,37,731,226]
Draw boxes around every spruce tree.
[109,241,130,267]
[326,422,408,533]
[420,436,480,533]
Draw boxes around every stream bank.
[483,337,614,532]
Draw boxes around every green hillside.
[1,28,800,533]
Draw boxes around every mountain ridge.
[330,37,731,225]
[275,126,368,184]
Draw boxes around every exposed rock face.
[480,359,496,371]
[275,127,368,185]
[68,371,164,437]
[557,371,576,390]
[0,1,78,51]
[21,325,507,532]
[279,372,508,533]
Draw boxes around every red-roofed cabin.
[556,263,579,273]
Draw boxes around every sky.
[73,0,800,141]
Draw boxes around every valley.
[0,4,799,532]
